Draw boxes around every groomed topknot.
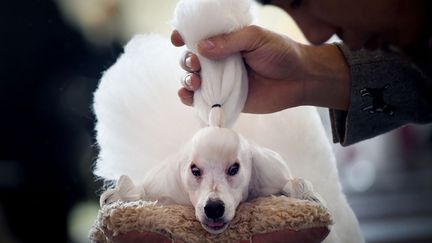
[172,0,253,128]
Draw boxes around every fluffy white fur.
[94,0,362,240]
[172,0,252,127]
[93,34,364,242]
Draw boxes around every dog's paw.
[283,178,327,207]
[99,175,145,207]
[100,188,120,207]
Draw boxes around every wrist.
[301,43,351,110]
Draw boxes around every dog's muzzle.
[202,199,228,233]
[204,199,225,220]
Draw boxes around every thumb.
[197,25,268,60]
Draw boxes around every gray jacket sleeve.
[329,43,432,146]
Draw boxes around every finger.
[177,88,194,106]
[197,25,268,60]
[171,30,185,46]
[181,72,201,91]
[180,51,201,72]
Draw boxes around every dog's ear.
[141,149,192,205]
[248,145,291,197]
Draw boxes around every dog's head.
[180,126,252,233]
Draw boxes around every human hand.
[172,25,351,113]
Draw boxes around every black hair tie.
[212,104,221,108]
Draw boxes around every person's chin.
[336,31,365,50]
[337,30,385,51]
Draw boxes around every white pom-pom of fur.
[172,0,253,128]
[172,0,253,52]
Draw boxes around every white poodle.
[99,104,323,234]
[93,0,364,241]
[93,34,363,242]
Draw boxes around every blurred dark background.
[0,1,431,242]
[0,1,121,242]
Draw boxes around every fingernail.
[185,56,192,69]
[185,74,192,87]
[199,39,215,50]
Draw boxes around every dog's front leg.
[100,175,145,206]
[282,178,326,207]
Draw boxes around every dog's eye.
[227,163,240,176]
[191,164,201,177]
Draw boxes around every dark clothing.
[330,43,432,146]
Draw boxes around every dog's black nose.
[204,199,225,220]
